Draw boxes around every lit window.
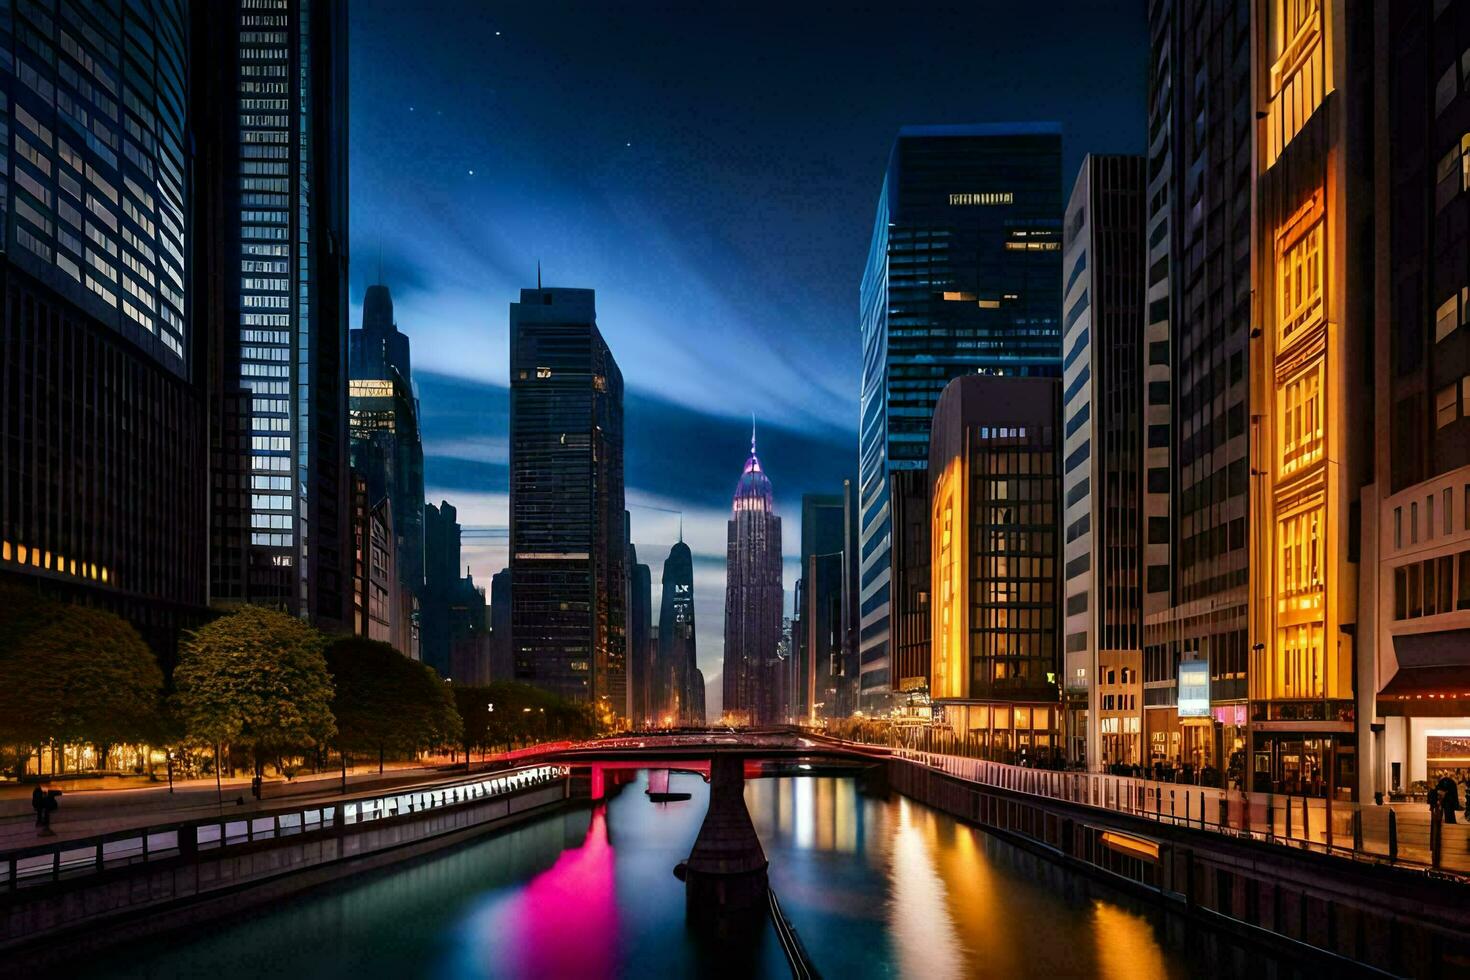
[1437,294,1460,343]
[535,366,552,379]
[1277,197,1323,346]
[1437,383,1458,428]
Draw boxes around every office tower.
[657,536,696,724]
[1139,0,1253,781]
[1141,1,1370,796]
[929,375,1062,763]
[1060,156,1147,769]
[489,568,512,681]
[722,430,783,725]
[1248,0,1370,798]
[509,287,626,711]
[348,282,425,622]
[348,365,421,656]
[0,1,204,661]
[197,0,351,629]
[627,526,653,727]
[447,572,490,685]
[350,470,396,645]
[1365,0,1470,799]
[798,493,851,722]
[858,124,1064,713]
[421,500,461,676]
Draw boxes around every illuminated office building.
[508,286,626,711]
[0,0,204,658]
[1061,155,1147,769]
[1362,0,1470,799]
[198,0,351,629]
[858,124,1063,713]
[723,430,783,726]
[349,282,425,613]
[657,536,698,726]
[929,375,1062,763]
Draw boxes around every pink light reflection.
[491,806,619,979]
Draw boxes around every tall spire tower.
[722,434,785,724]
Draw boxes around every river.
[82,770,1304,979]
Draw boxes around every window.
[1437,384,1459,428]
[1437,294,1460,342]
[1394,507,1402,549]
[1429,495,1436,540]
[1447,488,1455,536]
[1279,363,1323,475]
[1278,505,1324,608]
[1277,200,1323,346]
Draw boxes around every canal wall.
[1,775,571,969]
[888,758,1470,978]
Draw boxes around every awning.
[1378,664,1470,716]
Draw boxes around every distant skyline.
[347,0,1148,708]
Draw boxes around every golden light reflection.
[888,797,966,980]
[1091,900,1171,980]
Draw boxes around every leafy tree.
[173,606,336,775]
[0,588,164,771]
[325,637,463,772]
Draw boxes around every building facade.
[722,432,783,726]
[929,375,1062,764]
[797,493,848,723]
[0,0,206,662]
[657,537,698,725]
[198,0,351,630]
[627,530,653,727]
[1362,0,1470,800]
[348,282,424,626]
[508,286,626,713]
[858,123,1064,712]
[1060,155,1147,769]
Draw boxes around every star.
[468,169,475,176]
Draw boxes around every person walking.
[1437,776,1461,824]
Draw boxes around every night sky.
[347,0,1148,710]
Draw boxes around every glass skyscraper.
[508,286,626,712]
[857,123,1063,711]
[0,0,204,658]
[198,0,351,628]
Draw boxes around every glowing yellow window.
[1277,202,1324,347]
[1278,363,1323,476]
[1277,504,1324,614]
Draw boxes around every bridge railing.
[823,737,1469,875]
[1,764,566,892]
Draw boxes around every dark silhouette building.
[627,526,654,727]
[489,567,513,681]
[1060,155,1147,768]
[723,430,783,725]
[509,286,626,713]
[657,537,698,725]
[196,0,352,631]
[421,499,462,676]
[348,283,425,638]
[796,492,855,722]
[0,0,204,663]
[858,123,1064,713]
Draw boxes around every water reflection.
[80,771,1300,980]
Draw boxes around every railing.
[768,887,819,980]
[1,764,566,891]
[874,744,1470,876]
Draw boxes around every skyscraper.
[858,124,1064,713]
[627,523,653,727]
[930,375,1062,764]
[348,282,425,623]
[1060,155,1147,769]
[657,536,697,725]
[198,0,351,629]
[0,0,203,660]
[722,430,783,725]
[509,286,626,711]
[797,492,852,722]
[421,499,461,676]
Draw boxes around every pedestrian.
[41,789,59,830]
[1437,776,1461,824]
[31,785,44,827]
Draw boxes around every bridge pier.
[676,754,769,937]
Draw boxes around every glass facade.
[508,287,626,711]
[203,0,350,627]
[858,123,1063,712]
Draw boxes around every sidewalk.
[0,760,488,851]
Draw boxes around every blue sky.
[347,1,1148,709]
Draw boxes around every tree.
[173,606,336,777]
[325,637,463,774]
[452,681,602,759]
[0,588,164,772]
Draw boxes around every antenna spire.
[750,413,757,455]
[678,513,683,543]
[377,243,383,285]
[537,260,542,290]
